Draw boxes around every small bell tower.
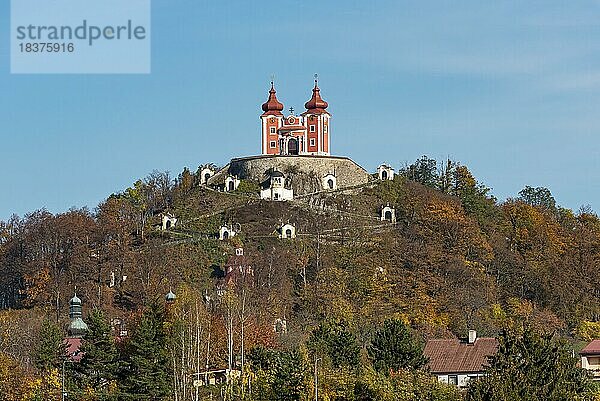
[68,292,88,338]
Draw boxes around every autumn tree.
[0,351,31,400]
[500,200,565,304]
[168,285,211,401]
[175,167,195,198]
[95,196,138,309]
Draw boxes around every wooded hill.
[1,155,600,398]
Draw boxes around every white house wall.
[435,373,485,388]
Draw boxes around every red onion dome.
[304,80,329,112]
[261,82,284,116]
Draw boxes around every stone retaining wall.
[208,155,372,195]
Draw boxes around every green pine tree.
[467,328,595,401]
[119,300,171,400]
[33,319,65,372]
[307,319,360,369]
[247,347,307,401]
[367,319,427,373]
[74,308,119,397]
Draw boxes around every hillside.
[1,156,599,399]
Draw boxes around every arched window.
[327,179,334,189]
[166,220,171,229]
[384,210,392,221]
[382,170,388,180]
[228,181,235,191]
[223,231,229,240]
[204,173,211,182]
[285,229,292,238]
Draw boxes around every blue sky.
[2,0,600,220]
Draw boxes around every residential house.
[423,330,498,388]
[580,339,600,381]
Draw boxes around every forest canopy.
[1,157,599,400]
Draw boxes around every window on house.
[310,138,315,146]
[310,125,315,132]
[270,127,276,134]
[324,125,328,133]
[448,376,458,386]
[270,141,276,148]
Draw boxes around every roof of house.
[580,340,600,355]
[65,337,84,362]
[424,338,498,374]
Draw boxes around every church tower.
[261,81,284,155]
[68,292,88,338]
[301,77,330,155]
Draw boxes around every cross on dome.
[304,75,329,113]
[261,81,284,116]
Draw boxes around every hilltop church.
[205,78,388,200]
[260,78,331,156]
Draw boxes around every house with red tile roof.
[423,330,498,388]
[580,339,600,381]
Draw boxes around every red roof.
[424,338,498,374]
[65,337,84,362]
[580,340,600,355]
[304,80,329,113]
[261,82,284,116]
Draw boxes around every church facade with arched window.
[260,78,331,156]
[203,77,372,197]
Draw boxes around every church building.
[261,78,331,156]
[204,77,371,197]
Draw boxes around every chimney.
[468,330,477,344]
